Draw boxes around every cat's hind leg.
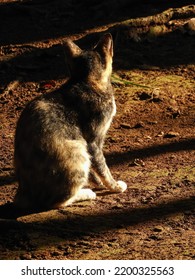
[55,140,96,208]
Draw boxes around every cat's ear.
[64,40,82,58]
[64,40,82,75]
[94,33,113,57]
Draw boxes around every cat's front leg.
[89,168,105,189]
[88,142,127,193]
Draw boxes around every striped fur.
[14,34,127,211]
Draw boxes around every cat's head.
[64,33,113,89]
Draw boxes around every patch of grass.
[112,73,151,89]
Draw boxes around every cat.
[13,33,127,212]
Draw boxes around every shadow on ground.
[0,0,192,46]
[0,0,194,88]
[0,196,194,246]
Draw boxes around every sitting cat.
[14,33,127,211]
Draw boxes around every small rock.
[20,253,32,260]
[167,106,181,119]
[149,234,162,241]
[145,135,152,140]
[120,123,131,129]
[141,197,149,204]
[157,131,164,137]
[164,131,180,138]
[151,88,162,102]
[120,122,144,129]
[133,122,144,129]
[153,226,163,233]
[129,158,145,167]
[107,136,117,143]
[50,250,60,257]
[148,25,167,38]
[183,18,195,35]
[138,90,162,102]
[112,205,123,210]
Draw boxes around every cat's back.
[15,89,82,152]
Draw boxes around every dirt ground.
[0,0,195,260]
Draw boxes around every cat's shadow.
[0,188,114,220]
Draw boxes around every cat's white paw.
[87,189,97,200]
[62,189,96,207]
[79,189,96,200]
[116,180,127,192]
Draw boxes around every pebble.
[164,131,180,138]
[153,226,163,232]
[129,158,145,167]
[183,18,195,35]
[120,123,131,129]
